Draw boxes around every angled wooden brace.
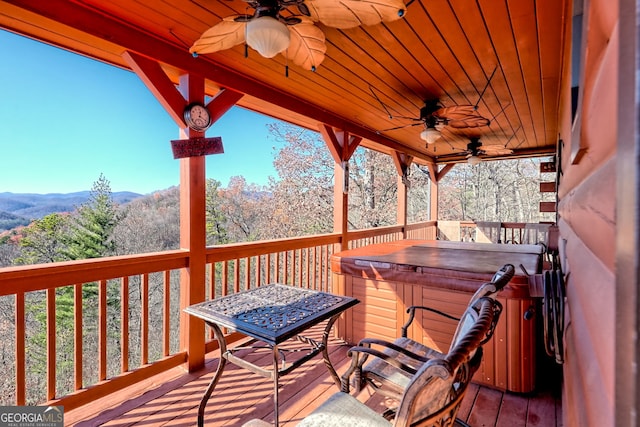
[426,162,455,182]
[319,124,362,163]
[392,151,414,186]
[122,51,243,130]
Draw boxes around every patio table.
[185,284,359,426]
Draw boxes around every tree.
[265,123,335,238]
[64,174,121,260]
[15,214,70,265]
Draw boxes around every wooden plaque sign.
[171,137,224,159]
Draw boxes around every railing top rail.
[0,250,189,296]
[205,233,342,262]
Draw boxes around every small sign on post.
[171,137,224,159]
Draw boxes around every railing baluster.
[208,262,215,300]
[234,259,240,293]
[222,261,229,296]
[245,257,251,290]
[16,292,25,405]
[141,274,149,365]
[121,277,129,373]
[47,288,56,400]
[74,283,83,390]
[257,255,262,287]
[163,270,170,357]
[99,279,107,381]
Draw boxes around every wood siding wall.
[558,0,618,425]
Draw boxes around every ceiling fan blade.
[381,122,423,132]
[190,17,247,55]
[304,0,406,29]
[434,105,490,128]
[447,116,491,128]
[281,18,326,70]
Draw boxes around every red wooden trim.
[46,352,187,412]
[163,270,171,357]
[121,277,129,373]
[47,288,56,400]
[345,133,363,160]
[141,274,149,365]
[74,284,83,390]
[246,257,252,289]
[437,163,456,181]
[99,279,107,381]
[391,151,414,176]
[122,51,187,128]
[256,255,262,287]
[234,259,240,293]
[319,124,342,163]
[16,292,25,405]
[206,88,244,124]
[222,261,229,296]
[0,250,189,296]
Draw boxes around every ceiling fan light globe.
[246,16,290,58]
[467,155,482,166]
[420,128,441,144]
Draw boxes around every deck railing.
[0,221,435,411]
[0,219,548,412]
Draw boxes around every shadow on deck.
[67,334,562,427]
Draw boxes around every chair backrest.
[448,264,511,349]
[467,263,515,306]
[392,298,498,427]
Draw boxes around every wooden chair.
[344,264,513,400]
[242,298,498,427]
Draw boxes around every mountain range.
[0,191,143,231]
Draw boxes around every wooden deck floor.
[67,334,562,427]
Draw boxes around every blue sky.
[0,30,285,194]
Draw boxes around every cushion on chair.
[297,392,391,427]
[241,419,272,427]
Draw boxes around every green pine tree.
[64,174,121,260]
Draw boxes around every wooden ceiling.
[0,0,568,165]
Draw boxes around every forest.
[0,123,554,404]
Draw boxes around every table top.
[185,284,359,345]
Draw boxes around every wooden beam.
[391,151,414,177]
[7,0,428,162]
[319,124,362,162]
[206,88,244,124]
[436,163,456,181]
[122,51,187,128]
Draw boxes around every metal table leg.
[272,344,280,426]
[321,313,342,387]
[198,323,227,427]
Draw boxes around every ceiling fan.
[439,137,513,165]
[372,67,498,144]
[374,98,491,144]
[189,0,407,71]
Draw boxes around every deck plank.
[68,339,562,427]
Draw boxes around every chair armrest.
[401,306,460,338]
[341,345,420,393]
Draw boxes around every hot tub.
[331,239,542,393]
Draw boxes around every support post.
[319,124,361,253]
[392,152,412,239]
[178,73,207,372]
